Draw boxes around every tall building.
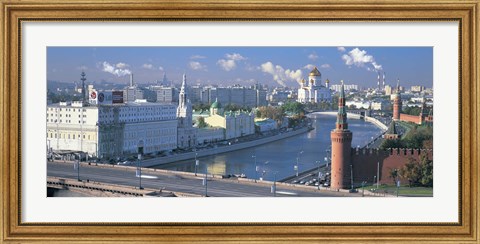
[384,85,392,95]
[297,67,332,103]
[176,74,197,148]
[392,79,402,120]
[150,86,177,103]
[330,81,353,189]
[46,100,178,159]
[123,73,144,102]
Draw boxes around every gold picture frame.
[1,0,478,242]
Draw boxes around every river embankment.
[140,126,310,167]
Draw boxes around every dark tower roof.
[386,121,397,135]
[335,80,348,130]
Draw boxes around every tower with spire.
[176,73,196,149]
[330,80,353,189]
[392,78,402,121]
[177,73,192,126]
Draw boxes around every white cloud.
[235,78,257,84]
[189,61,207,71]
[341,48,382,71]
[308,53,318,61]
[217,53,247,71]
[320,63,331,69]
[142,63,154,70]
[76,65,88,71]
[260,61,303,87]
[101,61,132,77]
[217,59,236,71]
[303,64,316,70]
[158,66,164,71]
[115,62,129,69]
[190,55,206,59]
[337,47,346,52]
[225,53,246,61]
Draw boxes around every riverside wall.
[139,127,310,167]
[311,111,388,131]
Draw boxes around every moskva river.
[156,113,383,181]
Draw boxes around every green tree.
[281,102,305,115]
[389,168,399,185]
[196,117,208,128]
[399,152,433,187]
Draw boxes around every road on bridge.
[47,162,359,197]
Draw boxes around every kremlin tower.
[392,79,402,121]
[330,80,353,189]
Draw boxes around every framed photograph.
[1,0,478,242]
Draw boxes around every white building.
[176,74,197,149]
[46,99,178,159]
[297,67,332,103]
[330,84,359,92]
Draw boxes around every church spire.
[179,73,187,107]
[336,80,348,130]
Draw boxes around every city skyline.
[47,47,433,88]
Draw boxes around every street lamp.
[295,150,303,177]
[203,166,208,197]
[316,160,321,190]
[74,159,80,181]
[136,153,143,190]
[350,164,354,191]
[252,155,257,183]
[272,171,277,197]
[194,150,199,176]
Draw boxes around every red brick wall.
[399,113,422,124]
[350,148,433,186]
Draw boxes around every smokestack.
[130,73,134,87]
[383,72,386,90]
[377,72,380,90]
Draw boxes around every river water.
[155,113,383,181]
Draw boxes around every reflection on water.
[155,114,383,180]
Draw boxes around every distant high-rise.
[80,71,87,103]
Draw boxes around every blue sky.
[47,47,433,88]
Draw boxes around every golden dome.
[325,78,330,83]
[301,79,306,83]
[309,67,321,77]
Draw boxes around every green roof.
[210,99,221,109]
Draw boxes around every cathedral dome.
[309,67,321,77]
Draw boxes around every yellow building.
[204,99,255,140]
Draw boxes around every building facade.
[204,99,255,140]
[46,99,178,159]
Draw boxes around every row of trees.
[380,125,433,149]
[402,106,422,116]
[390,153,433,187]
